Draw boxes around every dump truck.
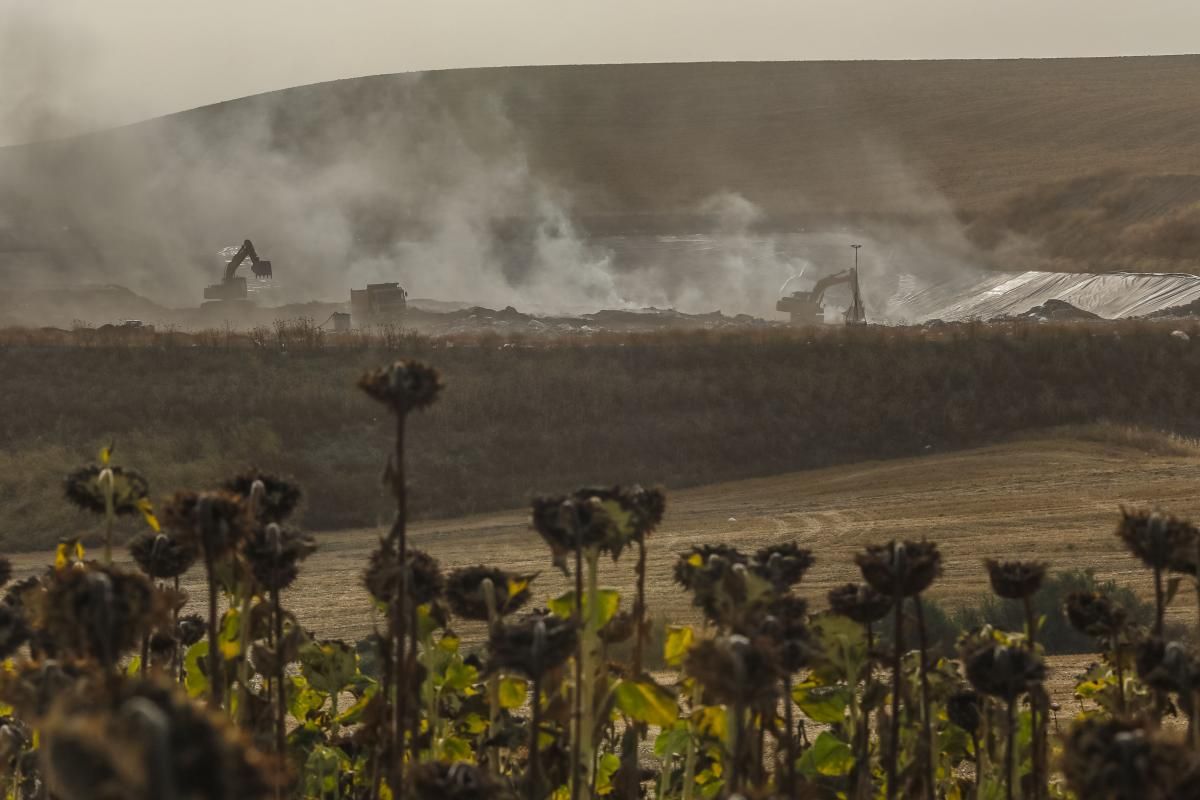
[777,268,865,325]
[350,282,407,326]
[203,240,273,303]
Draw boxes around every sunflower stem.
[236,590,253,728]
[204,542,222,709]
[482,579,502,777]
[682,681,699,800]
[101,467,115,566]
[408,596,421,765]
[1024,595,1044,800]
[386,409,411,797]
[272,587,286,762]
[1154,564,1165,637]
[571,543,584,800]
[970,730,981,800]
[730,701,744,794]
[104,513,114,566]
[528,673,543,800]
[1115,645,1126,713]
[914,595,934,800]
[783,672,796,797]
[1005,697,1015,800]
[174,576,183,684]
[370,627,393,800]
[576,549,602,800]
[886,595,904,800]
[618,536,649,800]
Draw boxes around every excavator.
[776,268,866,325]
[203,240,273,302]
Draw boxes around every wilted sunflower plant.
[8,358,1200,800]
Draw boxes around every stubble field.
[15,431,1196,705]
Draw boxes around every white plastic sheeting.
[883,271,1200,323]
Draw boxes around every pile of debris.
[1144,298,1200,320]
[1016,299,1101,322]
[402,305,776,336]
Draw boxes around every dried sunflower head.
[242,524,316,592]
[221,471,302,524]
[358,361,443,415]
[148,633,176,665]
[673,546,773,629]
[408,760,509,800]
[751,543,815,590]
[364,545,444,606]
[444,566,535,622]
[599,610,636,645]
[1065,591,1128,639]
[128,532,197,580]
[0,660,93,721]
[962,641,1045,701]
[684,634,780,710]
[1135,637,1200,695]
[1061,716,1199,800]
[40,677,278,800]
[38,564,166,667]
[0,716,30,770]
[984,559,1047,600]
[856,540,941,598]
[1117,508,1198,573]
[752,595,813,672]
[0,603,29,660]
[673,544,749,590]
[176,614,206,648]
[531,486,666,569]
[64,465,150,516]
[161,491,250,558]
[827,582,894,624]
[946,689,982,735]
[486,610,577,680]
[4,573,41,608]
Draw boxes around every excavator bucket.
[252,260,273,279]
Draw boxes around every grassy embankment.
[3,320,1200,550]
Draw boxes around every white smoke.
[0,24,993,325]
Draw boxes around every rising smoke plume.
[0,23,994,325]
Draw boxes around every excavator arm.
[808,270,852,304]
[777,268,864,325]
[223,240,271,280]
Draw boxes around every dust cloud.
[0,15,991,323]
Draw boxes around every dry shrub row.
[2,319,1199,550]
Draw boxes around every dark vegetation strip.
[2,320,1199,549]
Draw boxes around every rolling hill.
[2,57,1200,313]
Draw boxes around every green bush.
[951,569,1157,654]
[877,570,1160,657]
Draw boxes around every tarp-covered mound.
[886,271,1200,323]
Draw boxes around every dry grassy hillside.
[3,57,1200,295]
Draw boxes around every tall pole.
[850,244,863,323]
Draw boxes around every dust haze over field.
[7,51,1200,321]
[0,70,982,319]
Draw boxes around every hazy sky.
[2,0,1198,145]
